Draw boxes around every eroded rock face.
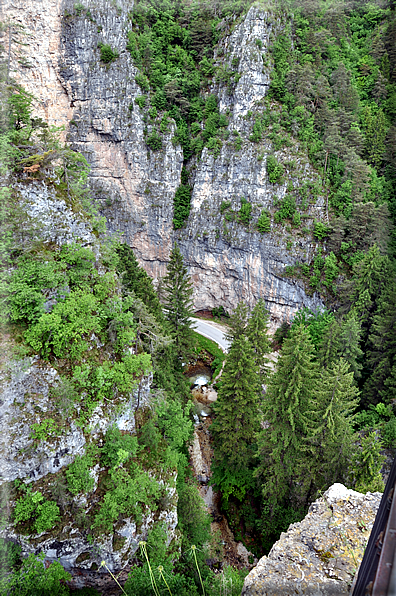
[242,483,382,596]
[0,354,176,578]
[5,0,324,326]
[0,356,152,484]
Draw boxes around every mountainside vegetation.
[1,0,396,594]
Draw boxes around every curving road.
[190,318,231,352]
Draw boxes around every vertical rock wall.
[4,0,324,323]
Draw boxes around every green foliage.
[220,200,232,214]
[352,431,385,493]
[65,453,95,495]
[0,553,71,596]
[14,488,60,534]
[135,95,147,109]
[305,359,359,492]
[274,194,296,222]
[173,183,192,228]
[101,425,139,468]
[256,325,317,512]
[95,427,160,533]
[98,43,119,64]
[116,243,163,321]
[146,130,162,150]
[249,111,270,143]
[30,418,61,443]
[0,539,21,577]
[266,155,283,184]
[211,334,261,473]
[125,1,242,159]
[238,197,252,225]
[162,244,195,360]
[313,221,330,241]
[268,2,396,246]
[292,308,335,350]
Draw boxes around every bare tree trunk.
[323,151,328,181]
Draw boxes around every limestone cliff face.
[242,483,381,596]
[5,0,324,324]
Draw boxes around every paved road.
[191,318,231,352]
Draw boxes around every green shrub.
[101,426,139,468]
[65,453,95,495]
[212,305,229,319]
[313,221,330,240]
[14,489,60,534]
[238,197,252,225]
[293,212,301,226]
[1,552,71,595]
[31,418,60,443]
[74,2,85,16]
[220,200,232,213]
[98,43,119,64]
[323,252,339,289]
[206,136,222,157]
[266,155,284,183]
[274,195,296,222]
[257,211,271,233]
[383,417,396,447]
[146,130,162,151]
[135,95,147,109]
[135,73,150,91]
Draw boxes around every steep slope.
[5,0,325,325]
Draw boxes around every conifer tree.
[211,335,261,471]
[337,314,363,380]
[255,325,317,511]
[246,298,272,383]
[162,243,195,361]
[305,358,359,492]
[352,432,385,493]
[317,318,341,369]
[364,278,396,404]
[116,243,163,321]
[224,301,249,344]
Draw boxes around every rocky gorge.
[1,0,391,593]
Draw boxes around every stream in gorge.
[186,363,257,571]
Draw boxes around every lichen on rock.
[242,483,382,596]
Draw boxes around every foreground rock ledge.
[242,483,381,596]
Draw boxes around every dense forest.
[1,0,396,593]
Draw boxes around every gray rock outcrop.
[0,356,152,484]
[242,483,382,596]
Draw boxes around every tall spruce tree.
[211,335,261,470]
[317,318,341,369]
[115,243,187,399]
[363,277,396,404]
[224,301,249,344]
[352,432,385,493]
[337,314,363,380]
[246,298,272,383]
[116,243,164,322]
[305,358,359,492]
[162,243,195,361]
[255,324,317,511]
